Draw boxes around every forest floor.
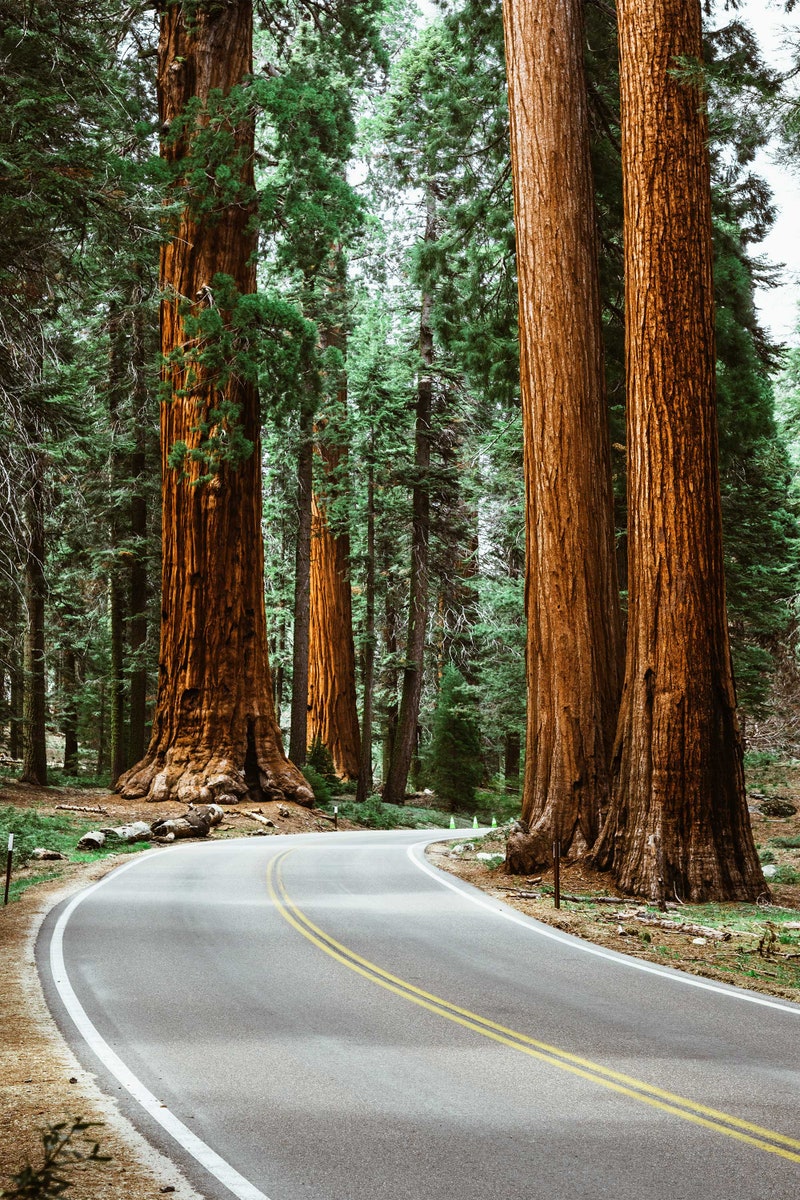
[430,753,800,1005]
[2,760,800,1196]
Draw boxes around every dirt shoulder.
[427,806,800,1004]
[0,780,358,1198]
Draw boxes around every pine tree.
[423,665,482,809]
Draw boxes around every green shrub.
[306,737,338,785]
[301,766,334,806]
[759,848,776,864]
[770,835,800,849]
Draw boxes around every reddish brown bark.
[308,444,361,779]
[118,0,310,806]
[502,0,623,871]
[590,0,764,900]
[289,404,313,768]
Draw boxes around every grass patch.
[770,835,800,849]
[0,804,150,903]
[320,797,467,830]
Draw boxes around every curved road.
[38,830,800,1200]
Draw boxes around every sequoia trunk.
[288,404,314,768]
[590,0,764,900]
[502,0,623,870]
[307,313,361,780]
[118,0,310,806]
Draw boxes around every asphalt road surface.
[38,830,800,1200]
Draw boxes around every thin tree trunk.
[108,300,128,785]
[380,563,399,789]
[590,0,764,901]
[109,574,126,783]
[127,278,150,767]
[20,451,47,786]
[273,606,286,725]
[382,192,436,806]
[7,585,21,760]
[307,310,361,778]
[304,252,361,780]
[289,404,314,769]
[504,730,520,794]
[502,0,623,872]
[62,643,79,776]
[118,0,310,806]
[96,677,106,778]
[355,454,376,804]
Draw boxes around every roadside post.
[333,805,338,831]
[3,833,12,906]
[553,839,561,910]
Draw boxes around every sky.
[736,0,800,347]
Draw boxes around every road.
[38,829,800,1200]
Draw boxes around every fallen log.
[613,910,734,940]
[151,803,224,841]
[77,821,152,851]
[56,804,109,815]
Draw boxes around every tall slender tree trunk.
[289,405,314,769]
[355,453,376,804]
[20,451,48,786]
[591,0,764,901]
[62,643,79,776]
[502,0,623,872]
[128,276,151,767]
[380,559,399,789]
[96,677,106,777]
[307,300,361,779]
[7,584,21,760]
[504,730,520,794]
[118,0,310,806]
[108,301,127,785]
[382,193,436,806]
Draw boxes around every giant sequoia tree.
[118,0,311,806]
[591,0,764,900]
[502,0,623,870]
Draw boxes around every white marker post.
[333,805,339,831]
[3,832,13,905]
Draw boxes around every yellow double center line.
[267,851,800,1164]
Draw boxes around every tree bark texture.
[355,454,376,804]
[108,300,127,785]
[502,0,623,868]
[590,0,764,900]
[289,405,314,768]
[127,277,151,767]
[21,451,47,786]
[382,195,436,806]
[307,333,361,780]
[118,0,311,807]
[61,644,79,776]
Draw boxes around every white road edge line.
[408,840,800,1016]
[48,851,270,1200]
